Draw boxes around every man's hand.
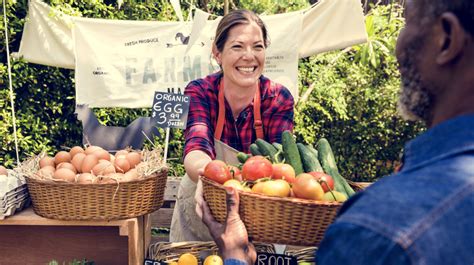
[196,180,256,264]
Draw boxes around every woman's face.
[214,22,266,90]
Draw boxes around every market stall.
[1,0,369,264]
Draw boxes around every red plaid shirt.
[184,72,294,159]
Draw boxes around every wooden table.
[0,207,151,265]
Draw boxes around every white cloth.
[72,11,302,107]
[299,0,367,58]
[16,0,367,107]
[72,11,301,107]
[17,0,75,69]
[170,173,213,241]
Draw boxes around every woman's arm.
[182,77,219,182]
[184,150,212,182]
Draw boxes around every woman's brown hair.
[213,10,270,52]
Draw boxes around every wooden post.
[224,0,229,15]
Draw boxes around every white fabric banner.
[73,11,301,107]
[17,0,75,69]
[16,0,367,108]
[300,0,367,57]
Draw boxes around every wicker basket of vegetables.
[202,131,370,246]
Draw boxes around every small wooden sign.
[151,92,190,129]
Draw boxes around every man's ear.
[436,12,466,65]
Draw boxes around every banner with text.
[74,11,301,108]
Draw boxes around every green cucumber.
[282,131,304,175]
[237,152,250,163]
[297,143,323,173]
[272,142,283,152]
[249,143,262,156]
[255,139,278,162]
[316,138,355,197]
[306,144,323,172]
[307,145,319,159]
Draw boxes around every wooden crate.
[0,207,151,265]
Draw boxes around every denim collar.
[402,114,474,173]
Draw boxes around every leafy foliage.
[295,4,424,181]
[0,0,183,170]
[237,0,309,14]
[1,1,424,181]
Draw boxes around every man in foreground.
[198,0,474,264]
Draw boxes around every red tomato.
[203,160,232,184]
[246,155,266,162]
[292,173,324,200]
[227,165,242,181]
[261,179,291,197]
[241,157,273,181]
[272,163,296,183]
[309,171,335,193]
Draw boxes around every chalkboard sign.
[143,253,298,265]
[151,92,190,129]
[143,259,164,265]
[255,252,298,265]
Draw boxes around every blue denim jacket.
[226,114,474,265]
[317,114,474,264]
[224,259,247,265]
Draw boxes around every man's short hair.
[421,0,474,36]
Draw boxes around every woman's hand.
[184,150,211,182]
[195,181,256,264]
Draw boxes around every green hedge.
[0,1,423,181]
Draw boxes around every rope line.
[2,0,21,166]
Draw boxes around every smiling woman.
[169,9,295,242]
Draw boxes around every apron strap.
[214,80,264,140]
[253,86,264,139]
[214,80,226,140]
